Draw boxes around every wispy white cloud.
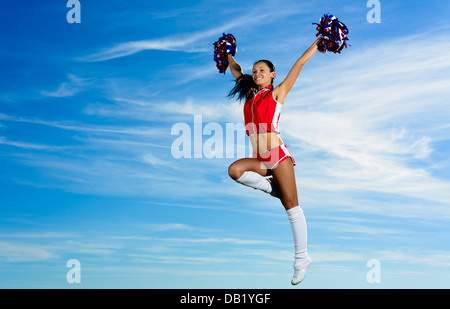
[376,250,450,267]
[0,232,78,238]
[131,254,232,265]
[0,136,67,152]
[41,74,93,97]
[77,18,241,62]
[161,97,243,122]
[138,223,203,232]
[77,5,305,62]
[0,241,58,262]
[140,153,171,167]
[310,250,365,263]
[60,240,120,256]
[0,113,165,136]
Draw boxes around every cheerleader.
[226,38,321,285]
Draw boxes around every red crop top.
[243,85,283,136]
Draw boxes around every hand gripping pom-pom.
[213,33,237,74]
[313,14,349,54]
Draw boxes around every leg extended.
[271,159,311,285]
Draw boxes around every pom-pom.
[213,33,237,74]
[313,14,349,54]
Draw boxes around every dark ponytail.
[227,74,256,102]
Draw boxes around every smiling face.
[252,61,276,89]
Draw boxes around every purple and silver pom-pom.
[313,14,349,54]
[213,33,237,74]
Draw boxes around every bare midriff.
[250,131,283,155]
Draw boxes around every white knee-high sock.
[286,206,309,268]
[235,171,272,194]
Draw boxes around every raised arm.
[227,54,243,80]
[275,38,321,103]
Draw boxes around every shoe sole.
[291,260,312,285]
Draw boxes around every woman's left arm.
[275,38,321,103]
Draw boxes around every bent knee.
[228,163,245,180]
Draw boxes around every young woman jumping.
[226,38,321,285]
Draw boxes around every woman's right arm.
[227,54,243,80]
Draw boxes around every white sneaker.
[291,254,312,285]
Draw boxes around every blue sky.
[1,0,450,288]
